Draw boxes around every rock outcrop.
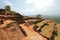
[0,9,60,40]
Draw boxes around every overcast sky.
[0,0,60,15]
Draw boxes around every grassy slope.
[36,20,60,40]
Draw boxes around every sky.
[0,0,60,16]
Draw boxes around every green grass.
[36,20,60,40]
[36,21,44,27]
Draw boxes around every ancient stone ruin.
[0,9,60,40]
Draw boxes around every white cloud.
[3,0,13,7]
[26,0,36,3]
[25,0,54,11]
